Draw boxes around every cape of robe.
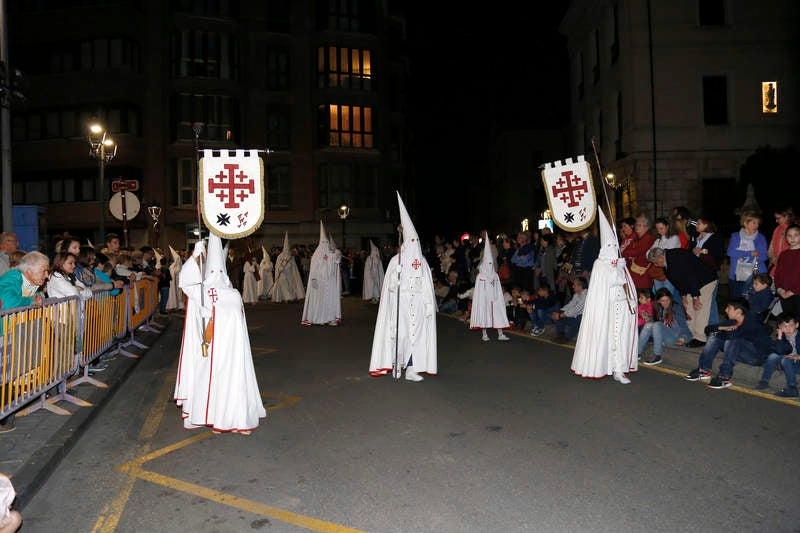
[270,253,305,303]
[242,260,259,304]
[301,247,341,325]
[369,255,438,376]
[469,272,510,330]
[571,256,639,378]
[173,255,203,411]
[362,248,385,301]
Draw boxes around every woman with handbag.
[727,210,768,299]
[621,215,655,290]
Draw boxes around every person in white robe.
[571,210,639,384]
[182,234,266,433]
[173,240,206,415]
[301,222,342,326]
[469,231,510,341]
[369,192,437,382]
[241,253,259,305]
[257,245,274,299]
[362,240,384,303]
[166,245,184,311]
[269,232,306,303]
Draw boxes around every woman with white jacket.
[46,252,93,300]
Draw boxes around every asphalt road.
[20,297,800,532]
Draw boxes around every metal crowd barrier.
[0,279,161,421]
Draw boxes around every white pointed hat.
[369,240,379,257]
[397,192,419,245]
[153,248,164,268]
[204,233,232,288]
[282,232,290,254]
[478,231,494,274]
[169,245,181,263]
[598,209,620,260]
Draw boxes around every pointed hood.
[478,231,494,274]
[397,192,419,245]
[282,232,290,256]
[260,245,272,267]
[169,245,181,264]
[153,248,164,269]
[318,220,327,247]
[396,192,425,277]
[369,240,380,259]
[598,210,620,260]
[204,233,232,288]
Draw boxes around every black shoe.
[707,375,732,389]
[686,339,706,348]
[685,368,711,381]
[642,355,663,366]
[774,387,799,398]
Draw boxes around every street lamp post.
[87,122,117,242]
[338,203,350,249]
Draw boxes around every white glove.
[192,240,206,258]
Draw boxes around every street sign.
[111,179,139,192]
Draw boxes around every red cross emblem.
[411,258,421,270]
[551,170,588,208]
[208,163,254,208]
[207,287,218,303]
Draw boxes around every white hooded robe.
[469,232,510,330]
[257,246,274,298]
[571,210,639,378]
[167,245,185,311]
[369,193,438,377]
[301,222,342,325]
[362,240,385,301]
[269,232,306,303]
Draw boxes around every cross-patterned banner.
[199,149,265,239]
[540,155,597,232]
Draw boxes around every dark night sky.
[404,4,571,241]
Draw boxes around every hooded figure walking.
[178,233,266,433]
[362,240,384,303]
[369,193,437,381]
[571,210,639,384]
[269,232,306,303]
[301,221,342,326]
[469,231,511,341]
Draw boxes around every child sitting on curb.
[755,313,799,397]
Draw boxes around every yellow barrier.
[1,278,163,420]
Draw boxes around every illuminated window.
[318,104,373,148]
[317,46,372,90]
[762,81,778,113]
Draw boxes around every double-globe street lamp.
[87,122,118,242]
[338,203,350,249]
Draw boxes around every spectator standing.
[650,217,683,304]
[727,210,768,299]
[768,206,795,274]
[569,227,600,281]
[773,224,800,317]
[646,247,717,347]
[0,232,19,277]
[533,233,558,292]
[0,251,49,433]
[510,231,536,292]
[622,215,656,290]
[691,216,725,324]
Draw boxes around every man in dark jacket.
[647,246,718,347]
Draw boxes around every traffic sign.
[111,179,139,192]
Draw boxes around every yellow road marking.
[103,384,343,532]
[128,465,365,533]
[93,373,175,532]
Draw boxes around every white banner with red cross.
[199,149,265,239]
[540,155,597,232]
